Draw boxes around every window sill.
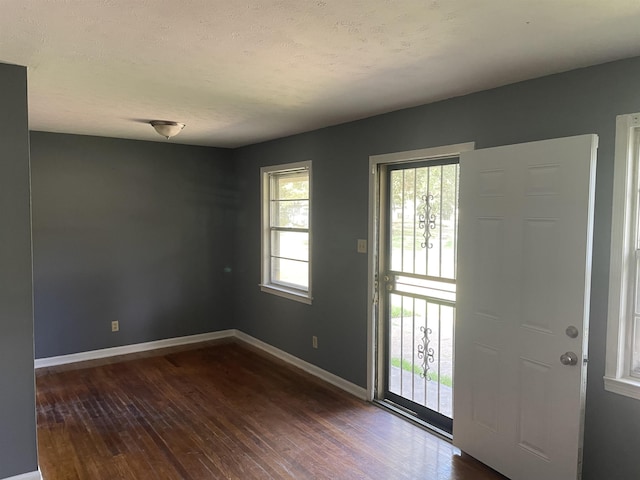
[260,284,313,305]
[604,375,640,401]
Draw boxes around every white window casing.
[605,112,640,399]
[260,161,312,304]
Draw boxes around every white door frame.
[366,142,475,401]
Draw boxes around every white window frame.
[260,161,312,304]
[605,112,640,400]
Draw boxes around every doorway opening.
[368,143,474,435]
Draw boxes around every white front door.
[453,135,597,480]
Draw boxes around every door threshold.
[373,399,453,442]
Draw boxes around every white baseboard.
[1,469,42,480]
[34,330,235,369]
[234,330,368,400]
[34,329,367,400]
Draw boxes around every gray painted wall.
[30,133,236,358]
[232,56,640,479]
[0,63,38,478]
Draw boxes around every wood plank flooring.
[36,341,506,480]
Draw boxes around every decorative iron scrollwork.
[418,194,436,249]
[417,326,435,379]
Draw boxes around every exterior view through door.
[379,156,461,433]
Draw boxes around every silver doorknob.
[560,352,578,366]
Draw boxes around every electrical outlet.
[312,335,318,349]
[111,320,119,332]
[357,239,367,253]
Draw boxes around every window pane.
[389,163,459,281]
[402,168,415,274]
[439,164,459,279]
[271,200,309,228]
[633,254,640,376]
[634,252,640,315]
[271,257,309,289]
[274,171,308,200]
[271,231,309,261]
[390,170,404,272]
[632,316,640,377]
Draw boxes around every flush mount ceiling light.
[150,120,185,139]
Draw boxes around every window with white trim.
[260,161,312,304]
[605,112,640,400]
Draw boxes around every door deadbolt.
[560,352,579,366]
[565,326,579,338]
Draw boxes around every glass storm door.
[382,158,459,433]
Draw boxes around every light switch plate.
[357,239,367,253]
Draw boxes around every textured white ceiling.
[2,0,640,147]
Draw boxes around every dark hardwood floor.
[36,341,505,479]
